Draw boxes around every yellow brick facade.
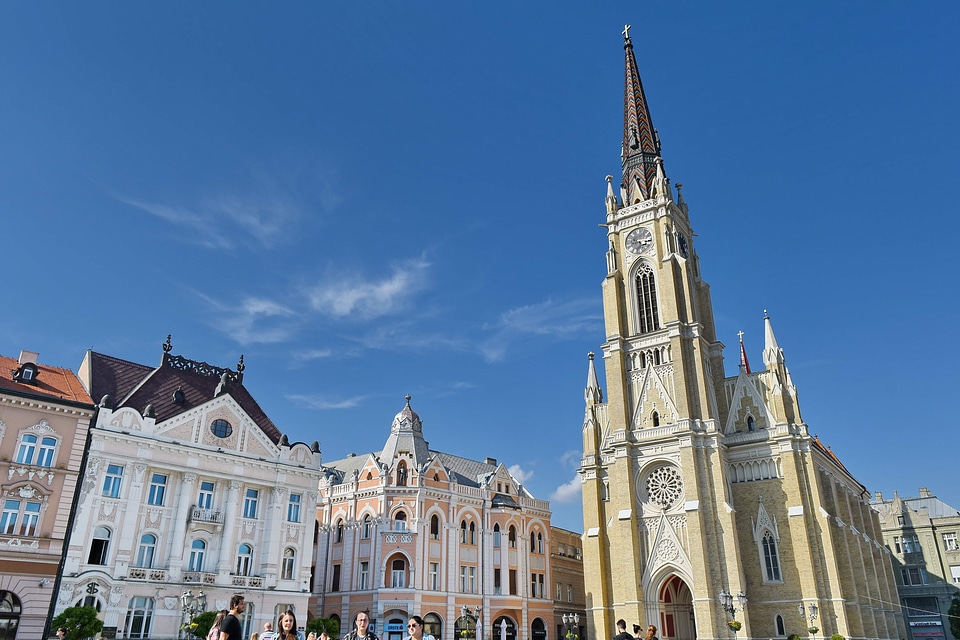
[578,30,904,640]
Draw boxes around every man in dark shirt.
[219,595,246,640]
[613,620,633,640]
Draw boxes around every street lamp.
[798,603,819,636]
[180,590,207,639]
[461,606,482,640]
[718,590,747,636]
[562,614,580,640]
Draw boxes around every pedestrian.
[209,611,229,640]
[404,616,435,640]
[219,595,246,640]
[644,626,658,640]
[613,620,632,640]
[342,611,378,640]
[276,610,305,640]
[632,626,641,640]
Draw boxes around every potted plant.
[807,627,819,635]
[727,621,742,632]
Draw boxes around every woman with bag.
[208,611,229,640]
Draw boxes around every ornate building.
[549,527,585,640]
[57,338,323,639]
[578,28,904,640]
[0,350,94,639]
[872,489,960,640]
[313,397,553,640]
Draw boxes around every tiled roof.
[812,437,867,494]
[88,350,282,443]
[0,354,93,405]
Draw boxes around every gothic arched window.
[762,530,782,581]
[430,514,440,540]
[635,261,661,334]
[775,615,786,636]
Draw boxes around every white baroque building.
[57,338,324,639]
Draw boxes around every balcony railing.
[231,575,264,588]
[191,507,225,524]
[127,567,167,581]
[183,571,218,584]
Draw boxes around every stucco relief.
[8,465,56,485]
[108,409,144,431]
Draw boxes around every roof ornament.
[236,354,245,382]
[738,330,752,374]
[622,24,632,46]
[163,335,172,354]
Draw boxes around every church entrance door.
[658,575,695,640]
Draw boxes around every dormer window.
[12,363,38,384]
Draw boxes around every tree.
[51,606,103,640]
[948,596,960,640]
[306,617,340,639]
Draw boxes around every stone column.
[167,472,197,580]
[217,480,242,575]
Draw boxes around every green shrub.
[830,634,845,640]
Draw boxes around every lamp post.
[562,614,580,640]
[180,590,207,639]
[718,590,747,637]
[462,606,482,640]
[798,603,819,636]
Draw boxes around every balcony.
[231,575,264,588]
[183,571,218,584]
[127,567,167,581]
[191,507,225,524]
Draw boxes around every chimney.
[874,491,883,502]
[485,457,498,466]
[919,487,932,498]
[18,350,39,365]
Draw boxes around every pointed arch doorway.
[658,575,695,640]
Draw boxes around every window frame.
[147,473,167,506]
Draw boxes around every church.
[578,27,904,640]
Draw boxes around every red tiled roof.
[88,351,281,443]
[0,354,93,405]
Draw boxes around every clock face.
[625,227,654,254]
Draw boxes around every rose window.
[645,465,683,508]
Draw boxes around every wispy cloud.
[307,257,431,320]
[509,464,534,484]
[113,179,302,250]
[286,394,368,410]
[559,449,581,469]
[480,297,601,362]
[190,289,299,345]
[550,475,582,503]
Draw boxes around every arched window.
[430,515,440,540]
[530,531,536,550]
[281,548,296,580]
[37,437,58,467]
[390,558,406,588]
[0,591,21,639]
[537,532,543,553]
[76,595,102,611]
[394,511,407,532]
[762,531,781,581]
[88,526,111,565]
[469,521,476,545]
[461,520,469,544]
[635,261,661,334]
[775,615,786,636]
[135,534,156,568]
[423,613,442,640]
[493,523,501,547]
[652,411,660,427]
[14,435,37,464]
[361,515,372,539]
[747,416,755,431]
[188,539,205,572]
[397,461,408,486]
[237,543,253,576]
[335,519,344,543]
[508,525,517,548]
[124,596,154,639]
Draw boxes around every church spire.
[621,24,663,205]
[762,310,785,368]
[585,352,603,406]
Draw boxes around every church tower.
[579,27,903,640]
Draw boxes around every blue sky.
[2,3,958,532]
